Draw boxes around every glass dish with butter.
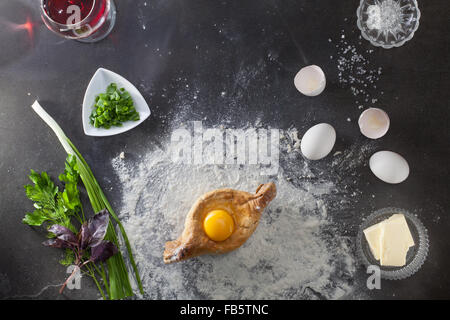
[356,208,428,280]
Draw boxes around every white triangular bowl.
[82,68,150,136]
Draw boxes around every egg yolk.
[203,210,234,242]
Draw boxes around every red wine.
[41,0,113,41]
[43,0,94,24]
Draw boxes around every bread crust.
[163,183,277,264]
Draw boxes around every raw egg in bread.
[163,183,277,264]
[203,209,234,241]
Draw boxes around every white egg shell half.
[358,108,390,139]
[294,65,326,96]
[300,123,336,160]
[369,151,410,184]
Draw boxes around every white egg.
[294,65,326,96]
[369,151,410,184]
[300,123,336,160]
[358,108,390,139]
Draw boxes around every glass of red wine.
[40,0,116,43]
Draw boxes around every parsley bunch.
[23,156,119,296]
[23,155,83,266]
[23,155,82,232]
[89,83,140,129]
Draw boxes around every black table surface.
[0,0,449,300]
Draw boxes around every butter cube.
[363,213,415,267]
[380,214,415,267]
[363,222,384,260]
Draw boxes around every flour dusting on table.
[112,127,357,300]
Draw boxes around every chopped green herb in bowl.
[89,83,140,129]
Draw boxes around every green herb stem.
[85,263,106,300]
[67,139,143,294]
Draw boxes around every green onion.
[89,83,140,129]
[31,101,143,299]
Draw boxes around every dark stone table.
[0,0,448,299]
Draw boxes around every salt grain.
[331,29,383,108]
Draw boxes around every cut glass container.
[356,0,420,49]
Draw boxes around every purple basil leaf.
[79,209,110,249]
[79,222,90,250]
[87,209,110,248]
[58,233,78,245]
[90,240,118,263]
[48,224,77,245]
[42,238,73,249]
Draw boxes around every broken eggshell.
[369,151,410,184]
[359,108,390,139]
[294,65,326,96]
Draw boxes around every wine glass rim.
[40,0,98,28]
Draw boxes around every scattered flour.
[112,127,357,300]
[332,141,378,175]
[107,24,379,298]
